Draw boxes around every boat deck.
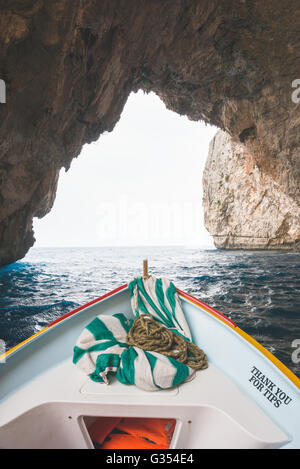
[0,357,288,449]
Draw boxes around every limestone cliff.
[0,1,299,264]
[203,131,300,250]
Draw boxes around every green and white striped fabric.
[73,276,195,391]
[128,276,192,340]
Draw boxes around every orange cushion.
[89,417,122,444]
[101,433,167,449]
[116,418,176,447]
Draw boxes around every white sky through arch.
[33,91,217,248]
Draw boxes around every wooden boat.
[0,277,299,449]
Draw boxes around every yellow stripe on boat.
[0,327,50,361]
[234,327,300,389]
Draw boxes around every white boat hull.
[0,285,299,449]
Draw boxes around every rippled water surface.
[0,246,299,377]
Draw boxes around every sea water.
[0,246,299,377]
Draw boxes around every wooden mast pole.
[143,259,149,279]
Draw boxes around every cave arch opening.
[32,91,217,250]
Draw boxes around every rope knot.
[126,314,208,371]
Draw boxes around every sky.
[33,91,217,248]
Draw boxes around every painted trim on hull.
[1,283,299,389]
[177,289,237,328]
[0,284,128,362]
[48,284,128,327]
[235,327,300,389]
[0,327,50,358]
[179,293,300,390]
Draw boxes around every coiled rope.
[127,314,208,370]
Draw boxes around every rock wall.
[0,1,299,264]
[203,131,300,250]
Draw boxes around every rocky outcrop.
[203,131,300,250]
[0,1,299,264]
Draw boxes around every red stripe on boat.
[47,284,128,327]
[177,289,237,327]
[47,283,235,329]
